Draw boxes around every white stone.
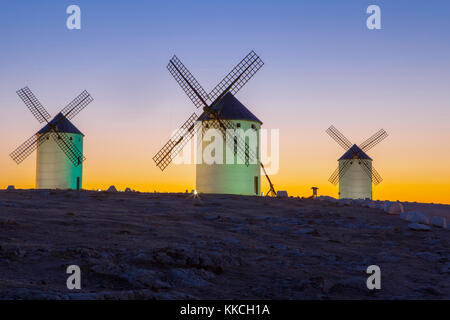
[400,211,430,224]
[277,191,288,197]
[316,196,337,202]
[408,223,431,231]
[431,216,447,229]
[383,201,404,215]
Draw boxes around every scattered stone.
[383,201,404,215]
[107,186,117,192]
[277,191,288,197]
[431,216,447,229]
[408,223,431,231]
[0,190,448,299]
[315,196,337,202]
[401,212,430,224]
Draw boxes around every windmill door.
[254,176,258,195]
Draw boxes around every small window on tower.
[236,123,241,128]
[251,124,256,130]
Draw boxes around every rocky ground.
[0,190,448,300]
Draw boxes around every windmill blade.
[10,132,50,164]
[371,165,383,185]
[359,129,388,152]
[359,160,383,185]
[206,117,257,166]
[328,159,353,185]
[153,113,201,171]
[60,90,94,120]
[208,51,264,104]
[326,126,353,150]
[328,166,340,185]
[167,56,209,109]
[51,131,85,167]
[16,87,51,124]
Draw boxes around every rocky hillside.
[0,190,448,299]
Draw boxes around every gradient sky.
[0,0,449,204]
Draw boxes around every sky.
[0,0,449,204]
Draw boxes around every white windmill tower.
[196,92,263,195]
[153,51,276,196]
[10,87,93,190]
[326,125,388,200]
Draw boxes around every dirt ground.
[0,190,448,300]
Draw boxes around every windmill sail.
[10,132,50,164]
[16,87,51,124]
[208,51,264,104]
[11,87,92,166]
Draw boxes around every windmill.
[153,51,276,196]
[10,87,93,190]
[326,125,388,200]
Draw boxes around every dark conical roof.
[37,113,84,136]
[339,144,372,160]
[199,92,262,124]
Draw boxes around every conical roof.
[199,92,262,124]
[339,144,372,160]
[37,113,84,136]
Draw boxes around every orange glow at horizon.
[1,118,450,205]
